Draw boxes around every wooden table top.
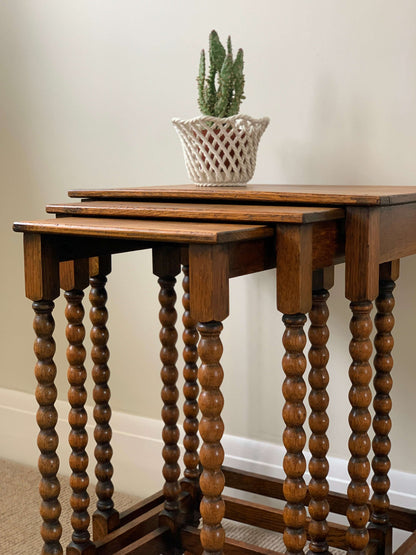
[46,201,345,224]
[67,184,416,206]
[13,217,274,244]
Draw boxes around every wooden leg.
[181,265,201,526]
[198,321,225,555]
[282,313,307,555]
[158,275,181,523]
[89,269,119,539]
[187,243,229,554]
[33,300,63,555]
[346,301,373,554]
[369,274,396,555]
[307,289,330,555]
[65,289,94,554]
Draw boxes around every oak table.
[13,185,416,555]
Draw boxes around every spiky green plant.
[197,30,245,118]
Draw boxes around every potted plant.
[173,30,269,187]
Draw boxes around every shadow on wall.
[278,76,374,186]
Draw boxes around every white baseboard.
[1,387,415,509]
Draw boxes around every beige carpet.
[0,457,139,554]
[1,458,344,554]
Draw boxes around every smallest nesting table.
[13,185,416,555]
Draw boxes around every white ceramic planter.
[172,114,269,187]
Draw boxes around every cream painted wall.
[1,1,416,474]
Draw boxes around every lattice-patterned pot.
[172,114,269,187]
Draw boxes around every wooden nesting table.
[13,185,416,555]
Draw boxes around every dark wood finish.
[379,204,416,263]
[157,273,181,527]
[65,288,94,554]
[369,267,396,555]
[184,235,276,283]
[312,267,334,291]
[89,255,111,279]
[345,207,380,302]
[223,466,285,499]
[108,527,171,555]
[346,300,373,553]
[380,510,416,536]
[224,495,286,534]
[181,265,201,526]
[33,300,63,554]
[67,184,416,206]
[197,321,226,554]
[48,206,345,278]
[228,237,276,278]
[20,220,344,275]
[88,494,167,554]
[94,510,166,554]
[14,217,274,244]
[281,313,308,554]
[379,260,400,282]
[153,246,182,533]
[276,224,313,314]
[181,526,281,555]
[227,219,341,278]
[15,185,416,555]
[223,496,348,551]
[307,288,331,555]
[23,234,60,301]
[47,200,345,224]
[222,466,416,532]
[89,258,120,540]
[152,245,181,279]
[118,491,164,527]
[189,244,229,322]
[61,259,92,554]
[56,236,152,263]
[311,219,345,270]
[60,259,90,292]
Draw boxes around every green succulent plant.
[197,30,245,118]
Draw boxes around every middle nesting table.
[47,199,345,314]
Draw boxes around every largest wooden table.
[13,185,416,555]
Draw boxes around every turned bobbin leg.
[189,243,229,555]
[34,300,63,555]
[369,261,399,555]
[158,275,181,517]
[276,223,313,555]
[60,259,94,554]
[65,289,93,554]
[23,234,62,554]
[282,313,308,555]
[346,300,373,554]
[181,264,201,526]
[307,283,331,555]
[344,207,381,554]
[153,247,182,543]
[89,256,120,540]
[198,321,225,555]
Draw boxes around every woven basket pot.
[172,114,269,187]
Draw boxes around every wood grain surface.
[67,184,416,206]
[14,217,274,244]
[46,200,345,224]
